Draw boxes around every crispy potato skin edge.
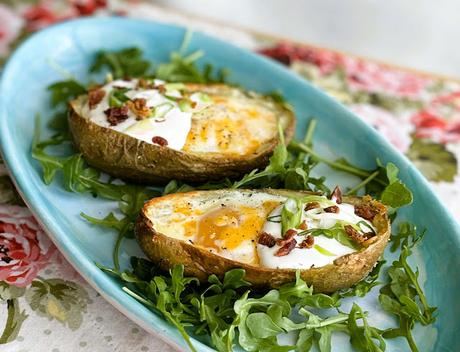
[135,191,390,293]
[68,95,295,184]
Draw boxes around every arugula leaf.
[379,242,437,352]
[278,272,340,309]
[80,212,129,232]
[155,31,229,84]
[47,80,86,108]
[381,181,413,208]
[348,303,386,352]
[156,50,229,84]
[90,47,151,79]
[298,308,350,352]
[390,222,425,252]
[288,140,413,210]
[246,313,284,338]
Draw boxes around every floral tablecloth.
[1,1,459,351]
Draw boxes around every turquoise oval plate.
[0,17,458,351]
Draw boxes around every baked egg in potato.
[68,79,295,184]
[135,189,390,293]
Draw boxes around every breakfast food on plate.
[135,188,390,293]
[68,79,295,183]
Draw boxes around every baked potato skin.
[68,85,295,184]
[135,190,390,293]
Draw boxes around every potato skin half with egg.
[135,189,390,293]
[68,84,295,184]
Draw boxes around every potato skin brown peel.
[135,190,390,293]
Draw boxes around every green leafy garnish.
[289,141,413,210]
[280,198,302,235]
[378,228,436,352]
[90,47,151,79]
[108,87,130,107]
[155,31,229,84]
[390,222,425,252]
[47,79,87,108]
[348,303,386,352]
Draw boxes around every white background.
[155,0,460,78]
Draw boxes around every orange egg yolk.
[194,206,262,251]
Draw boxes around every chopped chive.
[314,244,336,256]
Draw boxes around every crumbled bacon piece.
[156,84,166,94]
[354,204,379,221]
[299,235,314,249]
[152,136,168,146]
[363,232,375,240]
[104,106,129,126]
[137,78,155,89]
[298,220,308,230]
[276,229,297,246]
[344,225,374,245]
[304,202,320,211]
[258,232,276,248]
[88,88,105,109]
[330,186,342,204]
[127,98,151,119]
[275,238,297,257]
[324,205,340,213]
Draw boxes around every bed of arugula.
[31,36,436,352]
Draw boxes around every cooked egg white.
[257,203,374,269]
[145,191,284,265]
[80,80,280,155]
[144,191,374,269]
[80,79,201,150]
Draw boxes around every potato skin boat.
[68,84,295,184]
[135,189,390,293]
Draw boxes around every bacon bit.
[344,225,372,245]
[363,232,375,240]
[304,202,320,211]
[298,220,308,230]
[258,232,276,248]
[152,136,168,146]
[299,235,314,249]
[191,100,197,108]
[275,238,297,257]
[324,205,340,213]
[127,98,151,119]
[104,106,129,126]
[157,84,166,94]
[330,186,342,204]
[137,78,155,89]
[276,229,297,246]
[88,89,105,109]
[354,204,379,221]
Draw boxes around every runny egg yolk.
[190,201,280,265]
[194,206,263,252]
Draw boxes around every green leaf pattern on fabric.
[25,278,90,331]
